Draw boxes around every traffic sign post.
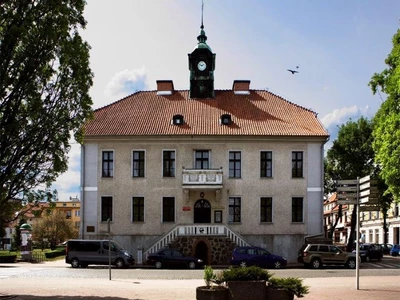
[335,175,378,290]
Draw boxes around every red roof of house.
[84,89,329,138]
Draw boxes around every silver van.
[65,239,135,268]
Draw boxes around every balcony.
[182,167,223,190]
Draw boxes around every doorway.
[195,241,209,265]
[194,199,211,223]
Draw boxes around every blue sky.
[52,0,400,200]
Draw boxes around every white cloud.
[321,105,373,153]
[321,105,371,129]
[103,67,149,104]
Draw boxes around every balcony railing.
[182,168,223,188]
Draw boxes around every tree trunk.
[346,205,357,252]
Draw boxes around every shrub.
[44,248,66,259]
[222,266,272,282]
[0,255,17,263]
[268,277,309,298]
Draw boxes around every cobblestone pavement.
[0,260,399,300]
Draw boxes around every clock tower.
[188,22,215,98]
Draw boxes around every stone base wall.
[169,236,236,265]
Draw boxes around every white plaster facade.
[81,135,326,263]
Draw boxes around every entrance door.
[194,199,211,223]
[195,241,209,265]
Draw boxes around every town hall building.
[80,20,329,264]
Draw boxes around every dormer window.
[220,114,232,125]
[172,114,184,125]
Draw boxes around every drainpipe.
[80,144,85,239]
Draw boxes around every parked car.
[145,248,203,269]
[389,244,400,256]
[65,239,135,268]
[353,243,383,262]
[380,243,393,255]
[297,243,357,269]
[230,246,287,269]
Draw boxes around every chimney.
[232,80,250,95]
[157,80,174,95]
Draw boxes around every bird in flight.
[287,66,299,74]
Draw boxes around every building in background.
[324,193,400,246]
[54,196,81,230]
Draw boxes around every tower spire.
[198,0,207,44]
[201,0,204,29]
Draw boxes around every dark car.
[390,244,400,256]
[353,243,383,262]
[380,243,393,255]
[145,248,203,269]
[230,246,287,269]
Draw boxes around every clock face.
[197,61,207,71]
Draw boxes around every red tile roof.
[84,89,329,138]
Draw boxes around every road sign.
[336,179,358,185]
[359,175,371,184]
[337,199,357,205]
[359,197,379,204]
[337,192,357,200]
[359,189,379,198]
[337,186,358,192]
[359,180,378,191]
[359,205,380,212]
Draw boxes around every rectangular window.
[214,210,222,223]
[163,150,176,177]
[292,197,303,222]
[102,151,114,177]
[101,196,113,222]
[292,151,303,178]
[260,197,272,222]
[260,151,272,177]
[132,197,144,222]
[75,210,80,217]
[132,150,145,177]
[162,197,175,222]
[195,150,209,169]
[229,197,241,223]
[229,151,241,178]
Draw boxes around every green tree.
[325,117,375,251]
[0,1,93,234]
[369,28,400,199]
[32,210,78,248]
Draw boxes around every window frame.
[260,151,273,178]
[101,196,113,222]
[132,150,145,177]
[162,197,175,223]
[291,151,303,178]
[132,196,144,222]
[229,150,241,178]
[102,150,114,178]
[162,149,176,177]
[228,197,241,223]
[260,197,273,223]
[194,150,210,169]
[292,197,303,222]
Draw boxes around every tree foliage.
[325,117,375,184]
[325,117,375,251]
[369,28,400,199]
[0,1,93,232]
[32,210,78,246]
